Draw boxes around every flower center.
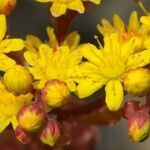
[98,54,126,79]
[120,30,142,42]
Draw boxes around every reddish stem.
[51,2,92,43]
[53,94,106,123]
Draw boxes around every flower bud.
[128,108,150,142]
[41,80,70,108]
[0,0,16,15]
[124,68,150,96]
[17,103,45,132]
[40,119,61,147]
[3,65,32,95]
[15,125,31,144]
[122,100,141,119]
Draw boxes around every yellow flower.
[97,11,150,50]
[3,65,33,95]
[24,44,82,93]
[76,34,150,111]
[0,81,33,133]
[0,15,25,72]
[25,26,80,51]
[35,0,101,17]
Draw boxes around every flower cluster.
[0,0,150,148]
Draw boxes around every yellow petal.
[24,50,39,66]
[105,79,123,111]
[0,117,10,133]
[35,0,51,2]
[86,0,101,4]
[26,35,42,49]
[46,26,58,48]
[68,0,85,13]
[98,18,115,35]
[128,11,139,31]
[77,79,105,98]
[126,49,150,70]
[140,16,150,26]
[0,54,16,71]
[79,43,102,65]
[10,116,18,130]
[63,31,80,49]
[0,15,6,41]
[50,3,67,17]
[121,37,142,61]
[66,80,77,92]
[39,44,53,60]
[113,14,125,32]
[0,39,24,53]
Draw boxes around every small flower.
[0,81,32,133]
[15,125,31,144]
[40,119,61,147]
[128,108,150,142]
[17,103,46,132]
[3,65,33,95]
[76,33,150,111]
[0,0,16,15]
[41,80,70,108]
[97,11,150,51]
[0,15,25,72]
[35,0,101,17]
[24,43,82,93]
[124,68,150,96]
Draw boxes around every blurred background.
[6,0,150,149]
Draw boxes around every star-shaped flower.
[76,34,150,111]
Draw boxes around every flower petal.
[46,26,58,48]
[105,79,123,111]
[26,35,42,49]
[0,54,16,71]
[50,3,67,17]
[35,0,51,2]
[126,49,150,70]
[77,79,105,98]
[79,43,102,65]
[84,0,101,5]
[24,50,39,66]
[128,11,139,31]
[0,117,10,133]
[0,39,24,53]
[113,14,125,32]
[63,31,80,50]
[140,16,150,26]
[68,0,85,13]
[97,18,115,35]
[10,116,18,130]
[0,15,6,42]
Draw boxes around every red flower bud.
[40,119,61,147]
[17,103,46,132]
[0,0,16,15]
[128,108,150,142]
[122,100,141,119]
[41,80,70,108]
[15,125,31,144]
